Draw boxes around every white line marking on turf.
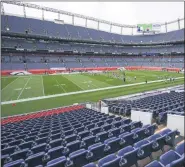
[53,77,66,93]
[14,88,22,91]
[62,75,85,90]
[41,76,45,96]
[2,77,183,105]
[2,77,20,91]
[17,77,31,100]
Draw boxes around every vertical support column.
[42,9,44,20]
[58,13,60,20]
[110,24,112,33]
[1,2,5,15]
[132,27,133,35]
[178,18,180,30]
[72,15,74,25]
[165,22,167,33]
[121,27,123,34]
[85,18,87,27]
[23,5,26,18]
[97,21,100,30]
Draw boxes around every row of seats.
[2,37,184,54]
[108,91,184,120]
[146,142,184,167]
[2,128,181,167]
[1,15,184,43]
[83,142,185,167]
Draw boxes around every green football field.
[1,70,184,117]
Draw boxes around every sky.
[2,2,184,35]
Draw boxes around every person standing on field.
[134,76,136,81]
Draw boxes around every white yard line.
[1,77,184,105]
[41,76,45,96]
[62,75,85,90]
[2,77,20,92]
[17,77,31,100]
[53,77,66,93]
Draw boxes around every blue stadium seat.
[104,137,121,154]
[96,131,109,142]
[117,145,139,167]
[118,132,134,147]
[175,142,184,156]
[69,149,89,167]
[145,160,164,167]
[159,150,181,166]
[65,140,81,155]
[3,159,25,167]
[49,138,63,148]
[46,156,67,167]
[9,148,31,161]
[31,143,48,154]
[88,142,106,162]
[25,152,45,167]
[134,139,153,160]
[148,133,166,152]
[47,146,65,161]
[82,163,96,167]
[81,135,96,148]
[98,154,117,167]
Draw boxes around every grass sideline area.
[1,77,184,117]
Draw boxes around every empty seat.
[82,135,96,148]
[96,132,109,142]
[18,141,35,150]
[145,160,164,167]
[148,133,166,152]
[175,142,184,156]
[134,139,153,160]
[88,143,106,162]
[10,148,30,161]
[47,146,65,161]
[2,146,17,155]
[1,154,9,166]
[118,146,139,167]
[159,150,181,166]
[104,137,121,154]
[98,154,117,167]
[118,132,134,147]
[82,163,96,167]
[69,149,89,167]
[90,127,101,135]
[3,159,25,167]
[46,156,67,167]
[31,143,48,154]
[25,152,45,167]
[64,134,77,144]
[49,138,63,148]
[78,130,90,139]
[65,140,81,155]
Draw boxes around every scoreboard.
[137,23,161,33]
